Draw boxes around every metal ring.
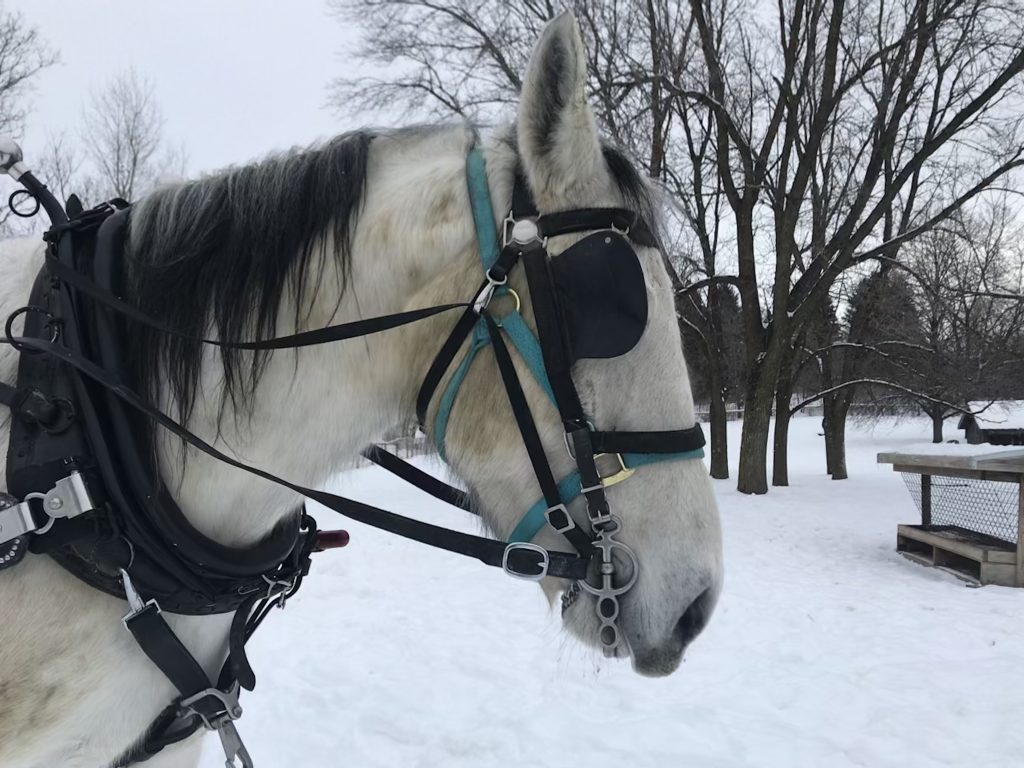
[4,306,58,353]
[578,538,640,597]
[492,289,522,328]
[8,189,40,218]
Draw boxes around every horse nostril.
[674,587,713,648]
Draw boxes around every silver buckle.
[502,542,550,581]
[544,504,575,534]
[180,683,252,768]
[0,499,38,545]
[215,720,253,768]
[31,472,97,534]
[120,568,161,626]
[262,572,299,608]
[180,684,244,730]
[1,471,98,545]
[472,271,508,315]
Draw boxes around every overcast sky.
[12,0,365,174]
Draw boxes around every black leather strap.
[484,315,594,556]
[415,302,480,427]
[124,605,212,701]
[520,244,585,422]
[509,170,656,247]
[539,208,657,248]
[2,335,591,581]
[46,254,470,350]
[590,425,706,454]
[361,446,474,513]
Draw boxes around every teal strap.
[507,448,706,544]
[434,308,555,456]
[434,322,490,460]
[497,311,556,407]
[623,448,705,470]
[466,148,500,271]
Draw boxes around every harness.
[0,137,705,767]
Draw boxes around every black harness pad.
[550,231,648,361]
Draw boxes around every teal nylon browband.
[437,147,704,543]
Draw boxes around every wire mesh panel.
[901,472,1020,544]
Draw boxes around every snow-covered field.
[200,416,1024,768]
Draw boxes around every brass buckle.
[596,453,635,488]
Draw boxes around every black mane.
[123,131,375,422]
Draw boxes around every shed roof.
[962,401,1024,431]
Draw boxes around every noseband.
[413,149,706,653]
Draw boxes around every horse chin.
[560,587,687,677]
[627,640,685,677]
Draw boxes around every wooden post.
[921,474,932,526]
[1017,480,1023,588]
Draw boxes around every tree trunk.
[825,398,850,480]
[822,394,835,475]
[737,361,777,494]
[931,409,944,443]
[772,382,792,486]
[708,375,729,480]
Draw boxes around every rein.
[0,139,704,766]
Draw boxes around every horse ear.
[517,13,607,207]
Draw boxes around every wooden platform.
[897,524,1020,587]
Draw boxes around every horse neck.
[161,126,504,548]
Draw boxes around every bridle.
[0,138,705,766]
[412,148,707,653]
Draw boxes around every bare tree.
[0,4,55,235]
[82,69,183,201]
[688,0,1024,492]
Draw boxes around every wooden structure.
[878,448,1024,587]
[957,400,1024,445]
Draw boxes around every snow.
[879,441,1014,458]
[200,416,1024,768]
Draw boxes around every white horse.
[0,14,722,768]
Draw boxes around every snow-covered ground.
[200,416,1024,768]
